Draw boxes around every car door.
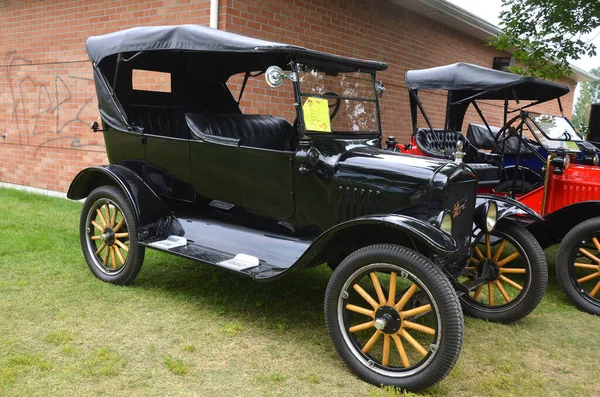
[240,146,294,220]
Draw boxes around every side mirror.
[265,66,296,87]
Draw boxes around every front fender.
[67,165,169,227]
[291,214,460,271]
[477,193,542,224]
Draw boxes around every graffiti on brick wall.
[3,51,102,154]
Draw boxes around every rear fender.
[67,165,170,229]
[293,214,459,271]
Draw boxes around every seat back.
[414,128,466,159]
[186,113,294,151]
[126,105,191,139]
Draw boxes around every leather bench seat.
[414,128,502,185]
[126,105,191,139]
[185,113,294,151]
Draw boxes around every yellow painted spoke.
[466,266,477,271]
[95,243,106,255]
[500,268,527,274]
[91,235,101,240]
[91,220,104,232]
[387,272,397,306]
[96,208,107,227]
[349,320,375,333]
[103,249,109,267]
[110,247,117,270]
[346,304,375,318]
[488,282,494,306]
[474,246,485,260]
[400,304,432,319]
[577,272,600,284]
[579,248,600,263]
[114,239,129,252]
[114,232,129,239]
[353,284,379,309]
[493,240,507,262]
[370,272,387,305]
[469,257,480,265]
[111,207,118,228]
[472,284,484,300]
[104,204,111,225]
[485,233,492,258]
[382,335,391,366]
[403,320,436,335]
[391,334,410,368]
[590,280,600,297]
[400,329,428,357]
[494,280,511,303]
[113,218,125,233]
[593,237,600,252]
[361,330,382,353]
[115,247,125,265]
[394,283,418,311]
[499,275,523,291]
[574,262,600,270]
[497,252,521,267]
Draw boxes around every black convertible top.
[405,63,569,101]
[86,24,387,72]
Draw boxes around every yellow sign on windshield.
[566,141,579,151]
[302,97,331,132]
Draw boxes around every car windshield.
[297,64,379,134]
[531,113,583,144]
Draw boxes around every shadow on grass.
[133,249,333,339]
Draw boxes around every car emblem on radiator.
[453,197,467,219]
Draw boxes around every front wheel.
[80,186,145,285]
[556,217,600,315]
[324,244,463,391]
[460,219,547,323]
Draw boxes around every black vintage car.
[68,25,546,391]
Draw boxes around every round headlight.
[439,211,453,234]
[485,201,498,233]
[594,154,599,166]
[563,155,570,170]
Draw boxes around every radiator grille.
[338,186,381,222]
[442,178,477,254]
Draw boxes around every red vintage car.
[389,63,600,315]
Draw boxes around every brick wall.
[0,0,576,192]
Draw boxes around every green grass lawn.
[1,188,599,396]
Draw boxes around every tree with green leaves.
[572,67,600,133]
[493,0,600,80]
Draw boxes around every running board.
[141,238,288,280]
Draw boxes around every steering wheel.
[493,113,524,151]
[324,91,341,120]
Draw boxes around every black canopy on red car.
[405,63,569,102]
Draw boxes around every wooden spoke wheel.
[460,219,547,324]
[556,217,600,315]
[325,244,463,392]
[80,186,144,285]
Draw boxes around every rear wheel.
[324,244,463,391]
[460,219,547,323]
[80,186,145,285]
[556,217,600,315]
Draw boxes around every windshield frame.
[293,61,382,138]
[527,113,584,144]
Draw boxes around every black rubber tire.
[324,244,463,392]
[556,217,600,315]
[461,219,547,324]
[494,180,535,196]
[80,186,145,285]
